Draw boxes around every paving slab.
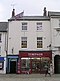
[0,74,60,81]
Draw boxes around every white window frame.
[59,20,60,27]
[22,22,27,30]
[0,34,2,42]
[36,22,42,31]
[37,37,43,48]
[21,37,27,48]
[0,47,1,53]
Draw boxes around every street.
[0,74,60,81]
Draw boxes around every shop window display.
[21,58,30,71]
[0,62,4,70]
[31,58,50,73]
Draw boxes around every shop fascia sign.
[28,53,43,57]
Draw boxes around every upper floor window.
[36,22,42,31]
[59,20,60,27]
[0,47,1,53]
[22,22,27,30]
[21,37,27,48]
[0,34,2,42]
[37,37,43,48]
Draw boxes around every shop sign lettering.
[28,53,43,57]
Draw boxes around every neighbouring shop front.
[17,51,52,74]
[6,55,18,74]
[0,57,6,74]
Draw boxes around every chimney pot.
[43,7,47,16]
[12,9,15,17]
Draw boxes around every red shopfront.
[17,51,52,74]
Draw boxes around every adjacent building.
[0,22,8,74]
[48,12,60,74]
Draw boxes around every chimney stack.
[12,9,15,17]
[43,7,47,16]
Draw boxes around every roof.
[48,11,60,16]
[0,22,8,32]
[8,16,50,21]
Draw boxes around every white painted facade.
[50,16,60,73]
[8,10,60,74]
[0,32,7,56]
[8,20,51,54]
[0,32,7,74]
[0,22,8,74]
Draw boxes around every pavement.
[0,74,60,81]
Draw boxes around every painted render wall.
[0,32,7,57]
[8,20,51,54]
[50,17,60,74]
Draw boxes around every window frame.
[21,37,27,48]
[59,20,60,27]
[0,34,2,42]
[0,47,1,53]
[22,22,27,31]
[37,37,43,48]
[36,22,42,31]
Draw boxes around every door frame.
[9,58,17,73]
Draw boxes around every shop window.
[41,58,50,71]
[21,58,30,71]
[37,37,43,48]
[21,37,27,48]
[22,22,27,30]
[0,62,4,70]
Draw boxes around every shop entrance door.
[10,61,16,73]
[32,59,41,73]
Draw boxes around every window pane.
[22,22,27,30]
[21,37,27,48]
[0,47,1,53]
[37,22,42,30]
[59,20,60,27]
[0,34,1,42]
[22,23,27,25]
[21,58,30,71]
[37,37,43,48]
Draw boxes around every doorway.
[10,61,16,73]
[32,59,40,73]
[54,55,60,74]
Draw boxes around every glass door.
[32,58,41,73]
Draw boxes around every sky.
[0,0,60,21]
